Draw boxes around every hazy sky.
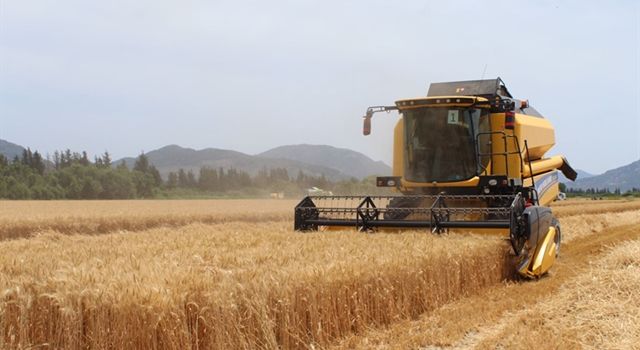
[1,0,638,174]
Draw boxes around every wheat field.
[0,199,295,240]
[0,199,638,349]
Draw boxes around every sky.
[0,0,638,174]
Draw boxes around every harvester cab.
[294,78,577,278]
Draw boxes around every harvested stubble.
[0,199,295,240]
[0,221,513,349]
[551,199,640,217]
[558,209,640,242]
[476,238,640,349]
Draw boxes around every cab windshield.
[403,107,489,182]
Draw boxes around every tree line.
[0,149,160,199]
[564,186,640,197]
[0,148,380,199]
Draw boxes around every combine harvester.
[294,78,577,278]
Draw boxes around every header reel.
[294,192,556,276]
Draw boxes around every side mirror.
[363,112,372,136]
[361,106,397,135]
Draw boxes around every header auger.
[294,78,577,278]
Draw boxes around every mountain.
[558,168,594,184]
[0,139,26,160]
[258,144,391,179]
[114,144,381,181]
[567,160,640,192]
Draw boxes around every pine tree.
[21,148,33,167]
[186,170,197,188]
[53,151,61,170]
[102,151,112,167]
[133,153,150,173]
[177,168,188,187]
[80,151,90,166]
[64,149,73,167]
[32,151,45,175]
[199,167,218,191]
[167,172,178,189]
[149,165,163,187]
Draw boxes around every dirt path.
[334,222,640,349]
[454,223,640,349]
[471,238,640,349]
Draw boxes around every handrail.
[475,131,525,179]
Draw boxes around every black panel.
[427,78,513,98]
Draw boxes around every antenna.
[480,64,488,80]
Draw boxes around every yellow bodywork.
[392,97,559,193]
[518,226,558,278]
[294,81,574,281]
[390,96,565,278]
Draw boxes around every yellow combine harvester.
[294,78,577,278]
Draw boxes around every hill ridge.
[115,144,391,181]
[0,139,26,160]
[258,144,390,179]
[567,159,640,191]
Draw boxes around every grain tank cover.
[427,78,512,99]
